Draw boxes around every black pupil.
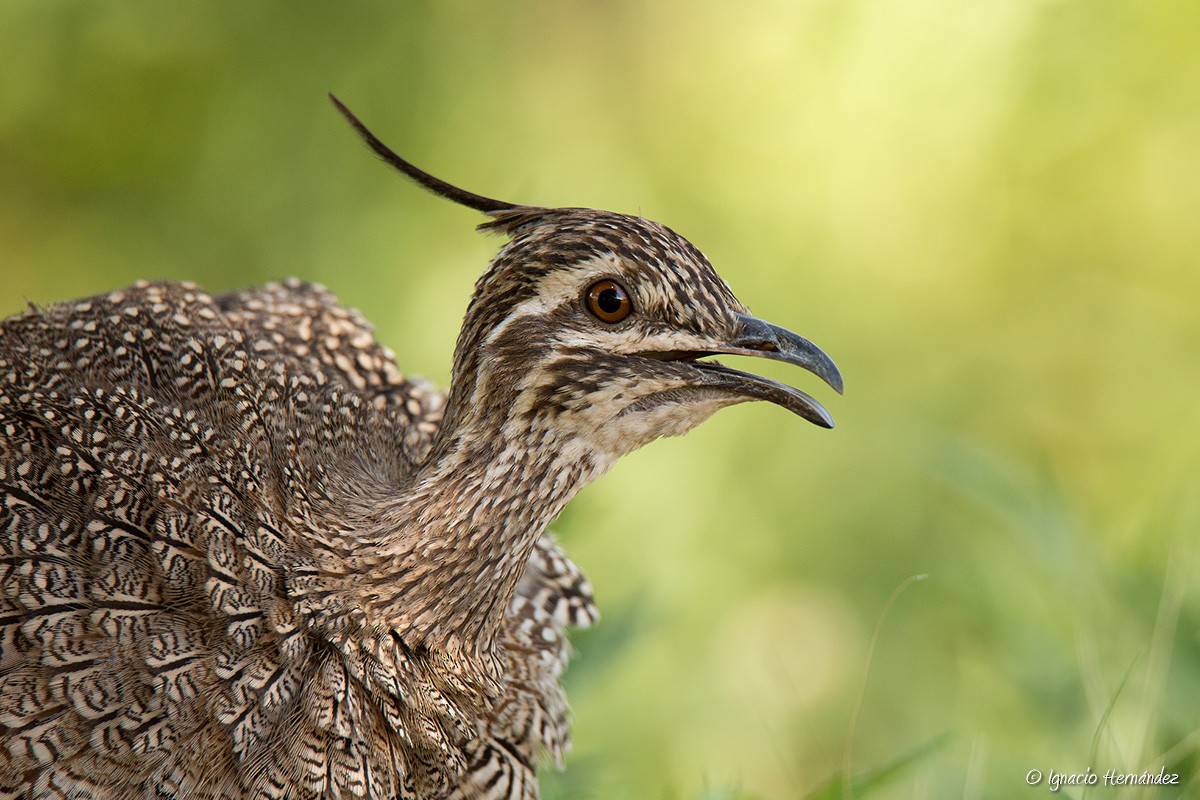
[597,287,624,314]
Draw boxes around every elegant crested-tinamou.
[0,96,842,799]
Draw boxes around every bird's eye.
[585,280,632,324]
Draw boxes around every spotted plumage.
[0,98,840,799]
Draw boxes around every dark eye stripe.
[585,280,632,323]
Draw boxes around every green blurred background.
[2,2,1199,798]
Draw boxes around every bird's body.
[0,279,593,799]
[1,99,841,799]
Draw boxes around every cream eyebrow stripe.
[481,253,623,347]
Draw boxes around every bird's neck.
[309,412,606,659]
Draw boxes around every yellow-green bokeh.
[2,3,1198,798]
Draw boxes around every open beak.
[688,312,843,428]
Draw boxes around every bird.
[0,95,842,800]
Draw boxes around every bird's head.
[332,96,842,466]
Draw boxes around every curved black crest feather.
[329,93,520,215]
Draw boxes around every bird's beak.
[688,312,843,428]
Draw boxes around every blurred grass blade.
[807,732,952,800]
